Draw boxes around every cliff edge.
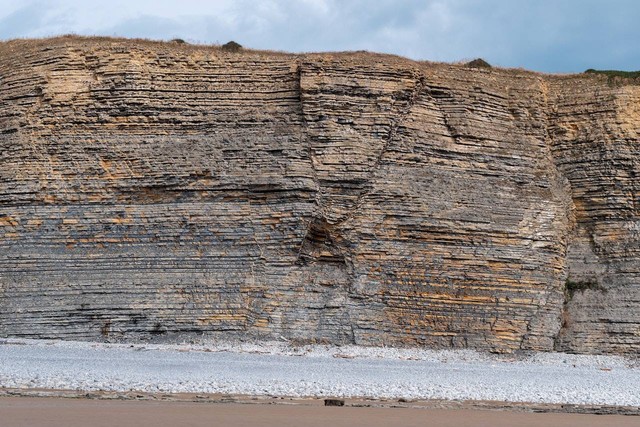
[1,37,638,354]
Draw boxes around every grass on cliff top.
[584,69,640,86]
[0,35,526,74]
[584,69,640,79]
[0,34,287,58]
[0,34,412,64]
[11,35,636,80]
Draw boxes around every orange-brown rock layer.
[0,37,638,354]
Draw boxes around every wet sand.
[1,397,637,427]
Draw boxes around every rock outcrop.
[0,37,638,354]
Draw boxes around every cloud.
[100,15,191,41]
[0,0,638,73]
[0,1,52,38]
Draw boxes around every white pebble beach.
[0,338,638,407]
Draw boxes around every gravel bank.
[0,339,638,406]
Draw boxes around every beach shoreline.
[1,387,639,416]
[1,395,638,427]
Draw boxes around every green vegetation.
[466,58,492,69]
[584,69,640,79]
[171,38,186,44]
[221,41,242,52]
[584,69,640,86]
[565,278,606,300]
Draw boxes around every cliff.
[0,37,638,354]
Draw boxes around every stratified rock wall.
[549,78,640,354]
[0,37,638,354]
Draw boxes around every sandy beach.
[1,397,638,427]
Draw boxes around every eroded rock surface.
[0,37,638,354]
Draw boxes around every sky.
[0,0,638,73]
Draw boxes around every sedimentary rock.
[0,37,638,354]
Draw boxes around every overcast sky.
[0,0,638,73]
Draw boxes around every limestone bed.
[1,36,639,355]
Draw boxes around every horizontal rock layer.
[0,37,638,354]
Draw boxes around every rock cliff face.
[0,37,638,354]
